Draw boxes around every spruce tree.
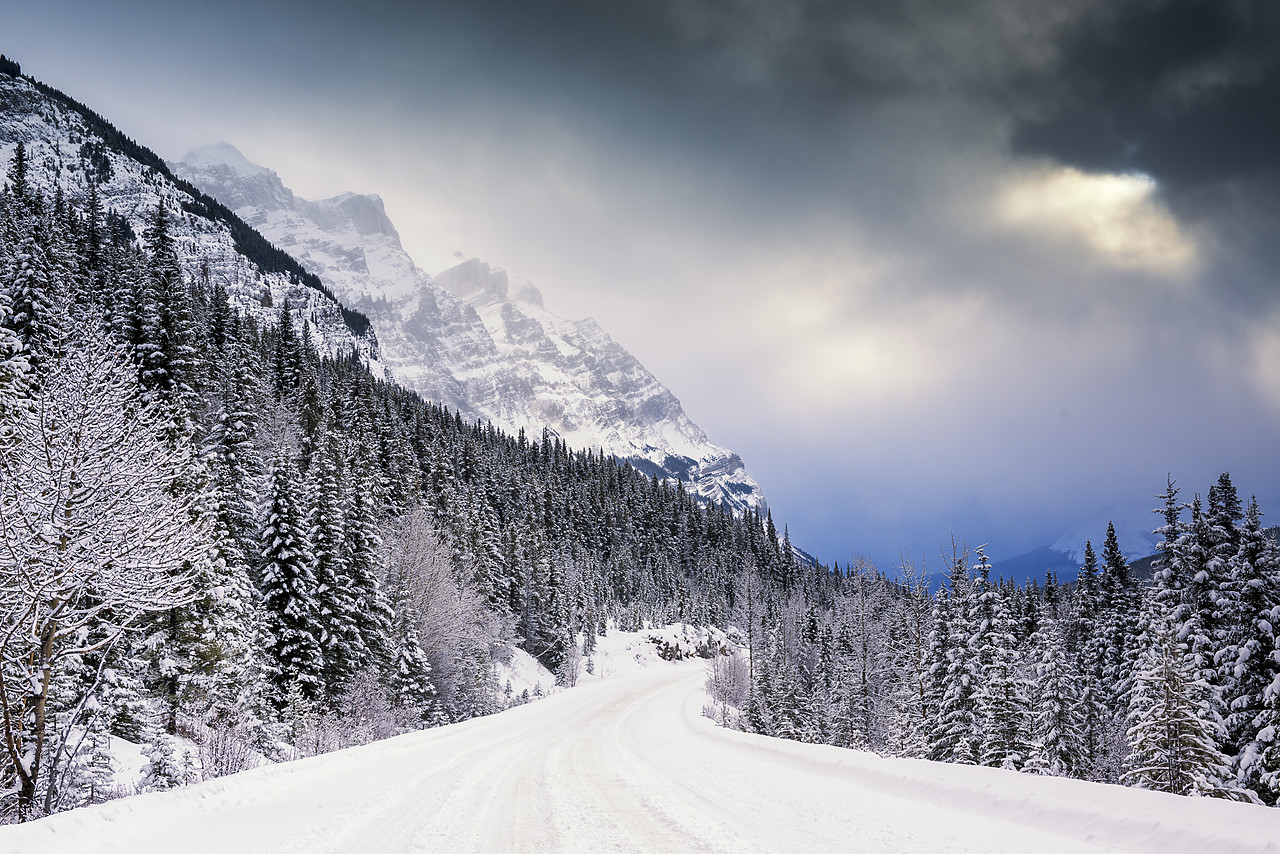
[307,442,361,700]
[1027,617,1086,777]
[341,470,393,674]
[139,733,188,793]
[389,619,437,723]
[1125,617,1233,797]
[977,593,1033,770]
[1220,497,1280,802]
[259,452,325,707]
[138,203,199,418]
[0,218,57,367]
[930,551,981,764]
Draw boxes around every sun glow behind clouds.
[1249,316,1280,413]
[995,166,1199,275]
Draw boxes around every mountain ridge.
[0,69,379,361]
[173,143,764,512]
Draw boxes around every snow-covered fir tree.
[1125,615,1234,798]
[1026,617,1086,778]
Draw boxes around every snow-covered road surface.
[4,659,1280,853]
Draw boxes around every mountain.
[991,514,1161,585]
[0,70,379,365]
[172,144,763,511]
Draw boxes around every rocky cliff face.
[0,77,380,367]
[174,144,763,511]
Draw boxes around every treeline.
[0,153,815,820]
[719,475,1280,805]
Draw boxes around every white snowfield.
[4,660,1279,854]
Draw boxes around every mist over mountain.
[174,144,763,512]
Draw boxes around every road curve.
[4,660,1278,854]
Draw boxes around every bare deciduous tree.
[0,321,210,819]
[380,509,502,713]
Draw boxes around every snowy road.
[5,659,1280,853]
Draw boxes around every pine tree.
[139,733,187,793]
[194,507,266,721]
[929,550,981,764]
[138,203,199,419]
[5,141,28,200]
[389,619,437,723]
[1125,617,1233,797]
[1027,618,1086,777]
[1068,541,1099,655]
[84,729,116,805]
[1,215,58,366]
[307,443,360,700]
[1099,521,1141,704]
[0,242,28,425]
[977,592,1033,770]
[1220,497,1280,802]
[341,472,393,676]
[258,452,325,707]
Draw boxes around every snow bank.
[679,686,1280,854]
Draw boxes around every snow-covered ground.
[5,630,1279,853]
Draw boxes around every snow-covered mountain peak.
[179,142,269,178]
[1049,512,1160,564]
[328,192,399,239]
[436,257,548,311]
[511,280,545,309]
[174,147,765,512]
[436,257,510,302]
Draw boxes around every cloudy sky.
[7,0,1280,570]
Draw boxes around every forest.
[1,135,1278,825]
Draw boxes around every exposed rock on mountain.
[174,145,763,511]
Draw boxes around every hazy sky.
[6,0,1280,569]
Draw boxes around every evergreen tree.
[84,729,116,805]
[341,471,393,674]
[977,593,1033,770]
[0,241,28,424]
[259,452,325,707]
[139,733,188,793]
[1,213,58,366]
[138,203,199,419]
[929,550,981,764]
[306,443,361,700]
[1220,497,1280,802]
[5,141,28,200]
[389,619,437,723]
[1125,617,1233,797]
[1027,617,1086,777]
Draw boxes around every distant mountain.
[991,515,1161,585]
[173,144,764,512]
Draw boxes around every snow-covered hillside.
[0,77,381,368]
[173,144,763,512]
[1048,510,1161,565]
[992,513,1161,584]
[4,652,1277,854]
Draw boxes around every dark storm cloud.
[1010,0,1280,188]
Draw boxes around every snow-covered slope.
[0,74,380,367]
[993,514,1161,584]
[172,145,763,512]
[4,656,1277,854]
[1049,513,1162,565]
